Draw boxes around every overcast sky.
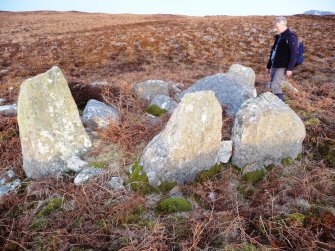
[1,0,335,16]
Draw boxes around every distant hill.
[303,10,335,15]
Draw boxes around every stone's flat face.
[82,99,120,129]
[216,140,233,164]
[176,64,257,115]
[140,90,222,187]
[232,92,306,173]
[17,66,92,179]
[228,64,256,90]
[132,80,170,102]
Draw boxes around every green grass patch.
[157,197,192,213]
[243,169,266,185]
[37,197,64,217]
[145,104,167,117]
[129,160,154,195]
[281,157,293,166]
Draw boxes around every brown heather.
[0,11,334,250]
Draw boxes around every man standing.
[266,17,298,102]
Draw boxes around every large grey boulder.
[140,90,222,187]
[232,92,306,173]
[176,64,256,115]
[132,80,170,102]
[17,66,92,179]
[82,99,120,129]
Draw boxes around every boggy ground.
[0,11,335,250]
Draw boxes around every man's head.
[274,17,288,33]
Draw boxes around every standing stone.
[140,91,222,187]
[82,99,120,129]
[17,66,92,179]
[132,80,170,102]
[232,92,306,173]
[176,64,256,115]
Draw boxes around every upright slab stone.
[18,66,92,179]
[176,64,257,115]
[232,92,306,173]
[140,90,222,186]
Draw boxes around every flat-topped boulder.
[18,66,92,179]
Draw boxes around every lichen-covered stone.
[140,90,222,187]
[17,66,92,179]
[82,99,120,129]
[232,92,306,173]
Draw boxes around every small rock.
[82,99,120,129]
[108,176,124,190]
[74,168,103,185]
[208,192,216,201]
[0,104,17,116]
[132,80,170,102]
[0,98,6,105]
[6,170,16,179]
[149,95,177,114]
[66,156,88,172]
[0,179,22,197]
[216,140,232,164]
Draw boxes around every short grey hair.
[275,16,287,26]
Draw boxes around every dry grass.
[0,12,335,250]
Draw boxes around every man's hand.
[286,70,293,78]
[266,68,271,75]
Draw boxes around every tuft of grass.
[281,157,294,166]
[287,212,305,226]
[157,197,192,213]
[144,104,167,117]
[37,197,64,217]
[129,160,154,195]
[29,219,49,231]
[89,161,108,169]
[243,169,266,185]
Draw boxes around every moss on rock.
[129,160,154,195]
[195,163,223,183]
[145,104,167,117]
[281,157,293,166]
[157,197,192,213]
[157,181,177,192]
[37,197,64,217]
[287,212,305,226]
